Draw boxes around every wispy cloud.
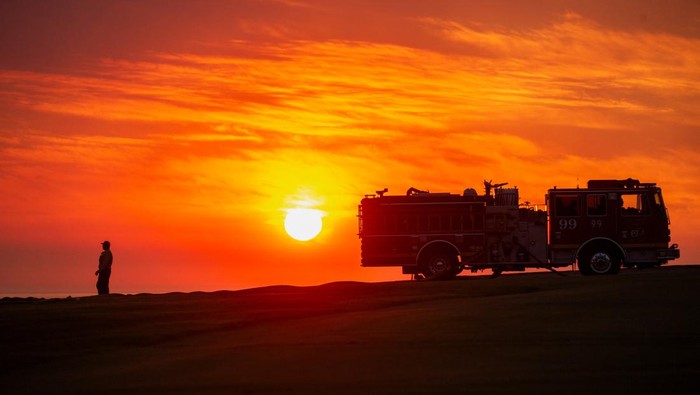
[3,13,698,144]
[2,12,698,193]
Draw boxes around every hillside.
[2,266,699,394]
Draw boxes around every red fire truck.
[358,179,680,279]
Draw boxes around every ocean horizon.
[1,292,94,299]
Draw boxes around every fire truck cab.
[548,178,680,275]
[358,178,679,279]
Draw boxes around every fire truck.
[358,179,680,279]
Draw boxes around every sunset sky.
[1,0,699,295]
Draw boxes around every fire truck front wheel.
[420,250,458,280]
[579,248,621,275]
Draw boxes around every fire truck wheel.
[580,249,621,275]
[421,251,457,280]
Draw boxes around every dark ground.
[1,265,699,394]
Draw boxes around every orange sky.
[1,0,699,295]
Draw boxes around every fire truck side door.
[584,193,616,238]
[549,193,583,247]
[615,191,657,244]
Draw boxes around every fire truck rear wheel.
[580,249,621,275]
[421,251,457,280]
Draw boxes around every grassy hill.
[2,266,699,394]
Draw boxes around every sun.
[284,208,323,241]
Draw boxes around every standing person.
[95,241,113,295]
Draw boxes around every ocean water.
[1,292,94,299]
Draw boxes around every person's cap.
[101,240,111,247]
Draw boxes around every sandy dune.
[2,266,699,394]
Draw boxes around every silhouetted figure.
[95,241,113,295]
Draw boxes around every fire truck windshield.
[620,193,650,215]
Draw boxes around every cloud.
[423,13,700,113]
[2,13,698,202]
[3,13,698,146]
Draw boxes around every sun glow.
[284,208,324,241]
